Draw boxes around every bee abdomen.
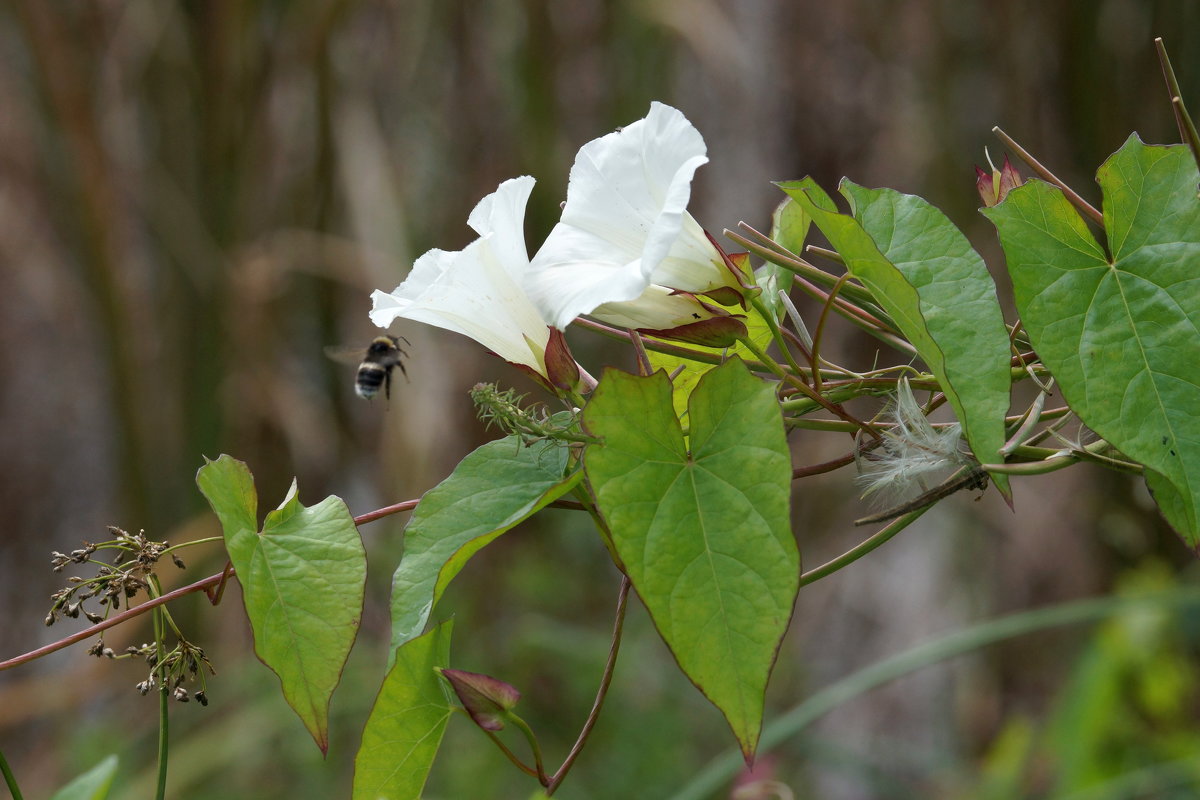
[355,364,388,399]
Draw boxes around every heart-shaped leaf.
[197,455,366,753]
[984,135,1200,545]
[583,358,797,759]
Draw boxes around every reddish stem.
[1,496,422,671]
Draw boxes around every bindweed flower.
[856,378,972,504]
[975,151,1023,207]
[370,177,581,388]
[526,102,748,333]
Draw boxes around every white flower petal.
[527,102,732,330]
[370,177,550,375]
[467,175,535,273]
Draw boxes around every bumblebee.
[326,335,409,400]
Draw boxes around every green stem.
[154,606,169,800]
[726,226,877,308]
[748,295,808,380]
[0,748,24,800]
[785,417,860,433]
[808,272,854,393]
[149,576,185,639]
[475,718,540,780]
[162,537,223,554]
[505,713,547,783]
[668,587,1200,800]
[739,335,877,438]
[1155,37,1200,172]
[798,506,931,587]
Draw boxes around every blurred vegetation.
[1,1,1198,798]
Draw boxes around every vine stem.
[0,748,24,800]
[798,506,931,587]
[545,574,632,795]
[793,452,856,480]
[0,498,420,671]
[154,605,169,800]
[740,335,880,441]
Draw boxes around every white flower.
[370,177,551,376]
[526,102,741,331]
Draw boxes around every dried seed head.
[856,378,972,505]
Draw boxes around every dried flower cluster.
[46,525,213,704]
[46,527,183,626]
[128,640,214,705]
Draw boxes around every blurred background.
[2,1,1199,798]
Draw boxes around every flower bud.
[438,668,521,731]
[542,327,582,392]
[975,153,1023,207]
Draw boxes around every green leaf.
[196,454,366,753]
[983,135,1200,545]
[786,179,1012,497]
[49,755,118,800]
[390,438,576,651]
[757,193,811,318]
[646,305,775,421]
[353,620,453,800]
[583,358,798,758]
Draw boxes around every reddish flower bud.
[975,152,1023,207]
[438,668,521,731]
[543,327,581,392]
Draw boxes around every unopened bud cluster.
[470,383,594,445]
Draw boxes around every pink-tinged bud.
[998,155,1023,198]
[640,313,748,349]
[975,153,1023,207]
[542,327,582,392]
[438,668,521,731]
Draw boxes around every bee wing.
[324,345,365,366]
